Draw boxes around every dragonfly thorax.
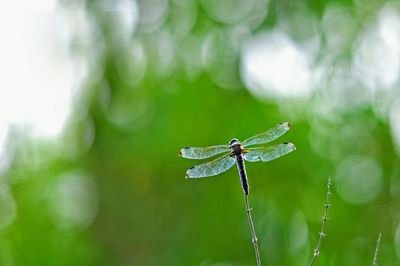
[229,138,243,155]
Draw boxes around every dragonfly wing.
[179,145,231,159]
[185,153,236,179]
[243,143,296,162]
[242,122,291,147]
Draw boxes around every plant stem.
[310,177,332,266]
[372,232,382,266]
[244,194,262,266]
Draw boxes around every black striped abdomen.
[235,154,249,195]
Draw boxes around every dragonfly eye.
[229,138,239,146]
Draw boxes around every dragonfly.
[179,122,295,195]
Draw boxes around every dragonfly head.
[229,138,240,147]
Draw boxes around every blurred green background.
[1,0,400,265]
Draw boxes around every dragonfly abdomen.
[235,154,249,195]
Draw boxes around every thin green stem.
[310,177,332,266]
[372,233,382,266]
[244,194,262,266]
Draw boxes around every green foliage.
[1,0,400,265]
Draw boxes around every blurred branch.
[372,233,382,266]
[310,177,332,266]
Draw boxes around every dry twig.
[310,177,332,266]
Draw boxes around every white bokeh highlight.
[390,99,400,154]
[0,4,93,172]
[0,185,17,230]
[354,5,400,90]
[49,172,98,229]
[241,31,313,100]
[335,155,383,205]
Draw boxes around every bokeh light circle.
[241,31,313,100]
[335,155,383,205]
[0,185,17,230]
[48,172,98,229]
[395,223,400,260]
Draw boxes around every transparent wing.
[242,122,291,147]
[179,145,230,159]
[243,143,296,162]
[185,153,236,179]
